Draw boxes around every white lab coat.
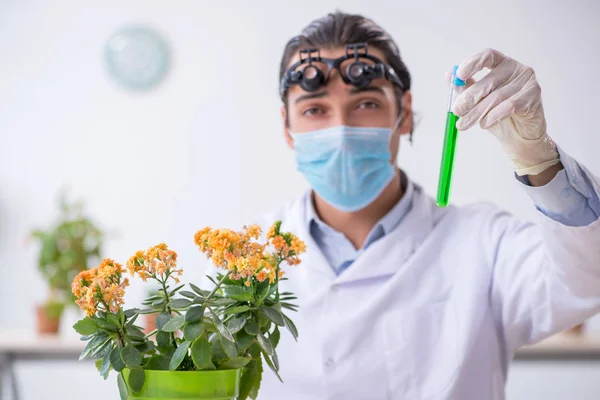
[251,163,600,400]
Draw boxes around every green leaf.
[107,312,120,326]
[203,319,217,333]
[261,350,282,382]
[96,339,113,359]
[155,312,172,331]
[189,283,209,297]
[118,373,128,400]
[79,332,110,360]
[269,326,281,349]
[203,360,217,370]
[144,354,171,370]
[125,313,140,327]
[220,335,238,359]
[248,343,262,359]
[73,318,99,335]
[235,329,255,352]
[227,313,247,334]
[183,321,203,342]
[220,356,251,369]
[156,331,171,351]
[261,306,285,326]
[169,340,191,371]
[212,298,238,306]
[110,346,126,372]
[210,309,234,342]
[120,344,142,368]
[169,299,192,309]
[249,358,263,400]
[128,366,146,392]
[126,325,145,338]
[169,284,185,296]
[124,308,140,318]
[151,298,166,307]
[238,359,262,400]
[223,286,254,301]
[206,274,219,286]
[224,306,252,315]
[257,332,274,356]
[135,341,155,354]
[95,318,118,332]
[162,315,185,332]
[211,339,228,363]
[95,358,103,372]
[179,291,197,299]
[185,306,204,323]
[191,335,212,369]
[244,318,259,335]
[283,314,298,342]
[257,312,270,330]
[100,350,112,379]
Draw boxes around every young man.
[253,10,600,399]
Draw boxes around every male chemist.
[252,10,600,400]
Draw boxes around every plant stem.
[159,276,177,348]
[144,329,158,339]
[205,271,232,301]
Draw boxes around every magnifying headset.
[279,42,410,100]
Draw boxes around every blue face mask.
[291,125,397,212]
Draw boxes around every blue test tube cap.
[452,65,466,86]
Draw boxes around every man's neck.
[312,169,404,250]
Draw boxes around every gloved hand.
[449,48,561,176]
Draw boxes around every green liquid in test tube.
[436,65,465,207]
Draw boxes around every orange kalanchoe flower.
[194,221,306,285]
[71,258,129,316]
[126,243,183,283]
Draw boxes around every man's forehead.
[286,46,388,69]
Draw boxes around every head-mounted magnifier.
[280,42,409,99]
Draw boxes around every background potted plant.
[30,190,104,334]
[72,221,305,400]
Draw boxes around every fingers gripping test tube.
[436,65,465,207]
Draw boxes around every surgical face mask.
[290,118,401,213]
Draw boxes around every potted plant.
[30,191,104,334]
[71,221,305,400]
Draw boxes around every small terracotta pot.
[144,313,157,336]
[36,305,61,335]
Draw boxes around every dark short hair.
[279,10,411,115]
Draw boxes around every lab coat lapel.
[283,192,337,306]
[335,184,436,285]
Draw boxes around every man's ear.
[281,105,294,149]
[397,91,413,136]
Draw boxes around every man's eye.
[303,107,324,116]
[358,100,380,109]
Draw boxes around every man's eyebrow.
[294,91,327,104]
[349,86,386,95]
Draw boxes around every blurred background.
[1,0,599,398]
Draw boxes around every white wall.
[1,0,599,398]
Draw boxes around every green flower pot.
[122,369,241,400]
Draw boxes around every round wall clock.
[104,25,170,91]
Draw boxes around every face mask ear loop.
[391,109,405,135]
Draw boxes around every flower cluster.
[71,258,129,316]
[194,222,306,285]
[266,222,306,266]
[126,243,183,283]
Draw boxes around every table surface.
[0,331,85,355]
[1,330,599,357]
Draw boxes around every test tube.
[436,65,465,207]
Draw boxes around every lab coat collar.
[288,182,436,287]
